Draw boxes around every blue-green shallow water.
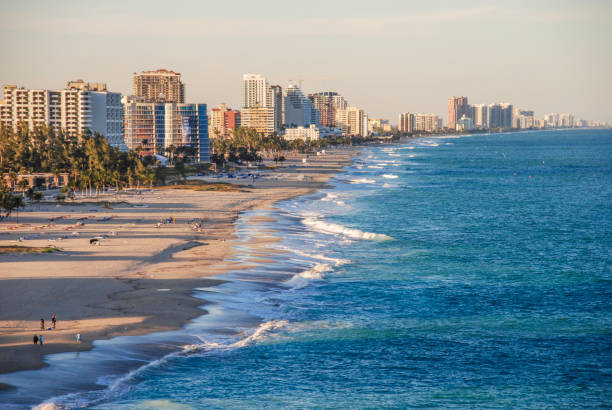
[27,129,612,408]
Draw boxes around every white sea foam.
[382,174,398,179]
[349,178,376,184]
[320,192,339,201]
[303,217,392,241]
[285,263,331,288]
[289,248,350,266]
[368,165,383,169]
[184,320,290,352]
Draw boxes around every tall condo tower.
[448,96,469,130]
[241,74,282,134]
[133,69,185,103]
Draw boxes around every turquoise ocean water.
[2,129,611,408]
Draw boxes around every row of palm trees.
[0,125,159,219]
[210,127,385,166]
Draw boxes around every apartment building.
[123,99,209,162]
[0,82,125,149]
[336,106,368,136]
[133,69,185,103]
[241,74,282,134]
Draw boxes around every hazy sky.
[1,0,611,123]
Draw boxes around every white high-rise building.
[241,74,282,134]
[0,82,125,149]
[243,74,268,108]
[284,84,316,128]
[472,104,488,129]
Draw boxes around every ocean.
[3,129,612,408]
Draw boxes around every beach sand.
[0,148,358,375]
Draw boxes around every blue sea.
[2,129,611,409]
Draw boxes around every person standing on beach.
[40,318,44,330]
[51,314,56,329]
[76,333,81,344]
[33,335,38,344]
[39,335,44,345]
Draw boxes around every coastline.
[0,146,360,379]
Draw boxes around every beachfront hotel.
[398,112,415,133]
[123,98,209,162]
[413,113,442,132]
[0,81,125,149]
[240,74,282,135]
[448,96,470,130]
[335,106,368,137]
[133,69,185,103]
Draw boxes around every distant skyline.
[1,0,611,123]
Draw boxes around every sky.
[1,0,611,124]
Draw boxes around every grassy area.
[157,180,246,192]
[0,245,62,254]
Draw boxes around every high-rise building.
[0,82,125,149]
[516,110,535,129]
[488,104,502,129]
[209,103,241,139]
[398,112,415,133]
[335,106,368,136]
[243,74,268,108]
[241,74,282,135]
[268,84,283,133]
[559,113,574,128]
[123,99,209,162]
[472,104,488,129]
[500,103,513,129]
[448,96,470,130]
[133,69,185,103]
[284,84,316,128]
[544,113,560,128]
[308,91,347,128]
[414,114,441,132]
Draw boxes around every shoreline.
[0,146,360,384]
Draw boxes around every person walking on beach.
[40,318,45,330]
[39,335,44,346]
[33,335,39,345]
[51,314,56,329]
[76,333,81,344]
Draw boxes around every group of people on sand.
[155,216,176,228]
[33,314,83,345]
[40,314,56,330]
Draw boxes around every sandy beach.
[0,147,358,376]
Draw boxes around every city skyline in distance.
[1,0,611,123]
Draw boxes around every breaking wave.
[303,217,392,241]
[285,263,332,289]
[349,178,376,184]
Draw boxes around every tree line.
[0,124,159,219]
[210,127,391,166]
